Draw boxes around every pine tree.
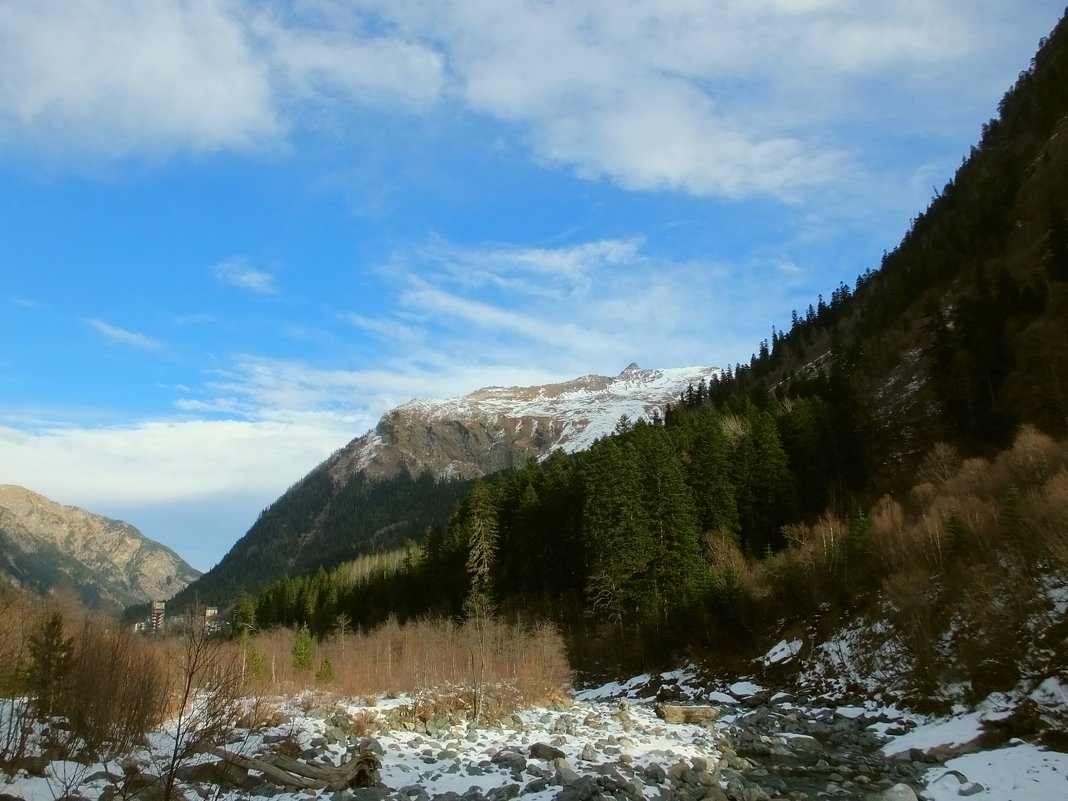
[291,624,314,671]
[582,440,652,621]
[684,409,739,537]
[315,658,334,683]
[27,611,74,717]
[634,426,706,620]
[464,481,499,597]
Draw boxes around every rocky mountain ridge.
[328,363,720,482]
[0,484,200,608]
[173,363,718,605]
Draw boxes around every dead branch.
[205,745,380,791]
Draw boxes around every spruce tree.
[292,624,314,671]
[634,426,706,620]
[27,611,74,717]
[464,480,499,597]
[582,440,652,621]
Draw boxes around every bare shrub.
[955,562,1038,701]
[0,586,40,771]
[882,569,949,694]
[242,615,570,712]
[918,442,961,485]
[59,614,169,759]
[150,617,244,801]
[1021,468,1068,575]
[997,425,1065,488]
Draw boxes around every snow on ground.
[881,711,986,758]
[0,684,723,801]
[759,639,802,667]
[922,741,1068,801]
[2,667,1068,800]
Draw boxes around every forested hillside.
[169,469,473,608]
[237,9,1068,678]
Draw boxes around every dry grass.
[741,425,1068,698]
[238,616,571,712]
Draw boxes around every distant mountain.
[174,363,719,606]
[0,485,200,610]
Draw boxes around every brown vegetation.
[704,425,1068,699]
[238,615,571,713]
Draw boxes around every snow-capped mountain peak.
[327,364,720,482]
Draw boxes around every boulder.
[528,742,566,761]
[654,704,721,726]
[881,784,918,801]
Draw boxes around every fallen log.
[205,745,380,791]
[654,703,721,725]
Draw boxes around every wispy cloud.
[213,259,277,295]
[0,1,1050,200]
[345,314,424,345]
[342,236,811,387]
[82,318,163,351]
[0,0,444,162]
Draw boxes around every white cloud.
[0,417,354,570]
[213,259,277,294]
[0,0,280,158]
[364,0,1028,200]
[0,0,445,161]
[83,318,163,350]
[350,236,801,383]
[1,0,1049,199]
[257,15,444,109]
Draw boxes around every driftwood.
[206,745,380,791]
[654,703,721,725]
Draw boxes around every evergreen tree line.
[247,384,865,647]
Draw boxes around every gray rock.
[487,783,520,801]
[881,784,918,801]
[530,742,567,761]
[667,761,691,787]
[581,744,598,762]
[524,778,550,794]
[552,757,581,786]
[786,734,822,752]
[643,762,667,785]
[553,716,577,735]
[360,738,386,756]
[492,748,527,775]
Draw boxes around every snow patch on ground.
[922,741,1068,801]
[759,639,801,666]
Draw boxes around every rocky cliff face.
[0,485,200,608]
[327,363,721,482]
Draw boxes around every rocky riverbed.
[3,670,1065,801]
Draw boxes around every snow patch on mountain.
[333,363,720,482]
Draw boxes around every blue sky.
[0,0,1063,572]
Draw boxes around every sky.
[0,0,1064,573]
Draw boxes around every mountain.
[328,363,720,482]
[0,485,201,609]
[173,363,719,606]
